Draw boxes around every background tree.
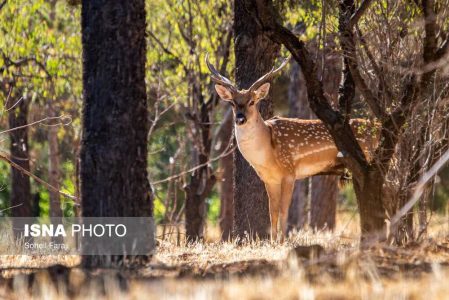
[0,0,81,219]
[147,0,233,241]
[81,0,153,265]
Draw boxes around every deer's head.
[206,55,290,126]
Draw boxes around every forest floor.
[0,213,449,299]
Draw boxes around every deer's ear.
[254,83,270,102]
[215,85,234,102]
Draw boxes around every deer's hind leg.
[264,183,282,242]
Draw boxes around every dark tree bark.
[9,98,33,218]
[47,102,62,218]
[311,176,338,230]
[217,110,234,240]
[81,0,153,265]
[47,0,62,219]
[233,0,280,240]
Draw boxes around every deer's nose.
[235,113,247,125]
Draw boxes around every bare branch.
[0,115,71,136]
[340,0,386,119]
[0,0,6,11]
[146,30,189,75]
[0,152,78,202]
[152,142,236,185]
[390,148,449,227]
[349,0,374,28]
[435,36,449,61]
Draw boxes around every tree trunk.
[353,170,386,242]
[47,103,62,218]
[311,176,338,230]
[184,85,216,241]
[287,179,308,231]
[184,157,215,242]
[218,110,234,240]
[233,0,280,240]
[9,98,33,219]
[81,0,153,265]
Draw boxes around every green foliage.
[207,191,220,225]
[0,161,11,216]
[0,0,82,217]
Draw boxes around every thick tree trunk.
[81,0,153,265]
[311,176,338,230]
[233,0,280,240]
[9,98,33,219]
[218,111,234,240]
[353,171,386,242]
[47,103,62,218]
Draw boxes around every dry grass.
[0,212,448,299]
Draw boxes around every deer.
[206,55,379,242]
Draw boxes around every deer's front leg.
[264,183,281,242]
[279,177,295,243]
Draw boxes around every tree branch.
[349,0,374,28]
[0,152,78,202]
[435,36,449,61]
[146,30,189,75]
[0,0,6,12]
[340,0,385,119]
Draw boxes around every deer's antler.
[205,53,238,94]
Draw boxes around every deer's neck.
[235,112,272,166]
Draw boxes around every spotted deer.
[206,55,378,241]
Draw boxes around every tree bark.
[311,176,338,230]
[184,86,217,242]
[81,0,153,265]
[233,0,280,240]
[47,102,62,218]
[218,110,234,240]
[9,98,33,219]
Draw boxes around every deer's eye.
[248,101,255,106]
